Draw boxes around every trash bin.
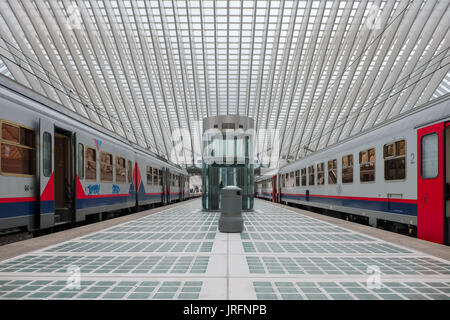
[219,186,244,233]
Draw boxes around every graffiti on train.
[87,184,100,195]
[112,184,120,194]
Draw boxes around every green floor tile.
[255,287,274,293]
[53,292,79,299]
[256,293,278,300]
[354,294,379,300]
[178,293,200,299]
[181,287,201,293]
[141,281,159,286]
[135,287,155,293]
[128,293,150,299]
[78,292,102,299]
[153,293,175,299]
[253,282,271,287]
[3,291,29,298]
[427,294,450,300]
[281,294,302,300]
[305,294,328,300]
[330,294,354,300]
[41,286,64,291]
[378,294,404,300]
[278,287,298,293]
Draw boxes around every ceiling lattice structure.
[0,0,449,167]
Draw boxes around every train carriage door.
[417,122,447,244]
[446,123,450,245]
[163,168,169,204]
[272,175,276,202]
[181,175,185,201]
[53,127,74,224]
[74,133,83,221]
[163,169,167,204]
[277,174,281,203]
[178,175,181,201]
[39,119,55,228]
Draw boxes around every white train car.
[0,75,190,232]
[255,170,277,201]
[270,94,450,245]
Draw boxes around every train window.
[360,148,375,182]
[147,166,153,185]
[100,152,113,182]
[20,128,35,148]
[384,140,406,180]
[77,144,84,179]
[115,157,126,183]
[158,169,162,185]
[342,154,353,183]
[317,163,325,185]
[153,168,158,185]
[0,122,36,176]
[359,148,375,182]
[127,160,132,183]
[295,170,300,186]
[328,159,337,184]
[85,147,97,180]
[289,172,294,187]
[308,165,315,185]
[301,168,306,186]
[421,133,438,179]
[43,133,52,177]
[2,123,19,143]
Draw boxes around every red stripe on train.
[0,197,38,203]
[40,172,54,201]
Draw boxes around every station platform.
[0,199,449,300]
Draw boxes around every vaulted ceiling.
[0,0,449,167]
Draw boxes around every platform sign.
[39,118,55,228]
[417,122,447,244]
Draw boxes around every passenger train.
[0,75,190,233]
[256,93,450,245]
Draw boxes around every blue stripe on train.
[0,201,37,218]
[281,194,417,216]
[0,200,54,218]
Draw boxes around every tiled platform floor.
[0,199,450,300]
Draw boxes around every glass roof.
[0,0,449,166]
